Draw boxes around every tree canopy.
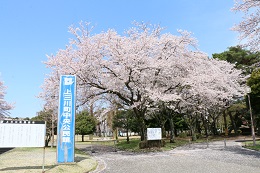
[75,111,97,141]
[40,22,246,140]
[213,45,260,135]
[0,80,14,119]
[232,0,260,52]
[247,68,260,113]
[31,110,54,147]
[212,46,260,75]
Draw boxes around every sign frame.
[0,120,46,148]
[147,128,162,141]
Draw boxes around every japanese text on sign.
[57,75,76,163]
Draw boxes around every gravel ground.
[1,138,259,173]
[89,139,260,173]
[0,147,97,173]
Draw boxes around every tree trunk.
[98,124,102,137]
[45,135,51,147]
[126,127,130,143]
[228,112,238,134]
[191,126,197,141]
[140,124,146,141]
[169,116,175,143]
[90,104,94,117]
[113,128,118,141]
[196,117,202,134]
[174,128,178,137]
[211,118,217,135]
[258,126,260,137]
[133,107,147,141]
[223,110,228,136]
[161,122,166,138]
[190,117,197,141]
[201,114,208,137]
[81,134,84,142]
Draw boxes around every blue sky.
[0,0,242,118]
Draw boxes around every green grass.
[13,147,56,152]
[243,140,260,151]
[116,138,141,152]
[14,147,88,156]
[75,147,88,155]
[115,135,242,152]
[76,139,116,146]
[163,139,189,151]
[116,138,191,152]
[245,145,260,151]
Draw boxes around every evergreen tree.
[75,110,97,142]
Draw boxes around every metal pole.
[42,147,45,173]
[50,95,57,148]
[51,114,54,148]
[248,94,256,146]
[114,140,117,152]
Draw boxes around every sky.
[0,0,243,118]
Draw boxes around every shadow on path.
[0,148,14,155]
[0,165,56,171]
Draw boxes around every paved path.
[86,139,260,173]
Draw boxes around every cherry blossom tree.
[0,80,14,119]
[232,0,260,52]
[41,22,246,141]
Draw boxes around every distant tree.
[31,110,53,147]
[0,80,14,119]
[232,0,260,52]
[212,46,260,75]
[24,117,30,120]
[247,69,260,96]
[159,103,178,143]
[112,109,138,143]
[75,111,97,142]
[225,103,247,135]
[213,46,260,136]
[247,68,260,134]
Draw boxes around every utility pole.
[247,93,256,146]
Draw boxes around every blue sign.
[57,75,76,163]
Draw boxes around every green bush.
[196,133,203,139]
[178,132,187,138]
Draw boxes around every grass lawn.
[116,137,190,152]
[243,139,260,151]
[75,135,260,153]
[0,147,97,173]
[115,135,251,152]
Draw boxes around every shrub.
[178,132,187,138]
[196,133,203,139]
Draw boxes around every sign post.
[57,75,76,163]
[146,128,162,148]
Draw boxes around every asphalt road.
[88,139,260,173]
